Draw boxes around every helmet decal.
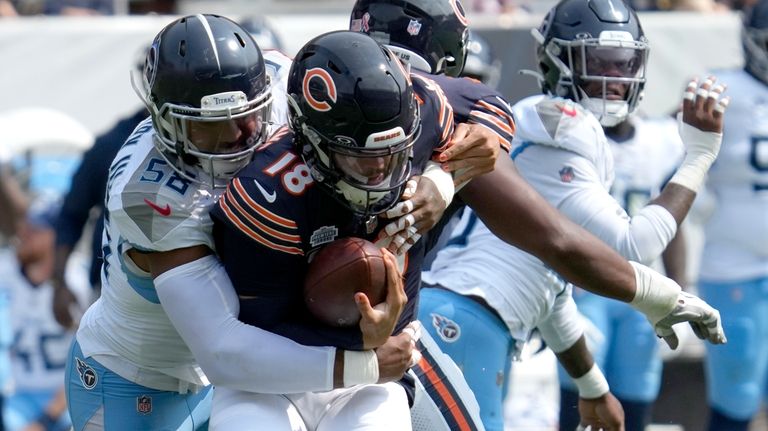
[450,0,469,27]
[407,19,422,36]
[303,68,337,112]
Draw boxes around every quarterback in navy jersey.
[209,31,454,430]
[212,40,453,348]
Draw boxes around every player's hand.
[577,392,625,431]
[52,280,82,329]
[654,291,726,350]
[438,122,500,186]
[357,248,407,349]
[680,75,729,134]
[380,176,445,255]
[374,322,420,383]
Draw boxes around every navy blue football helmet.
[533,0,649,126]
[744,0,768,85]
[287,31,421,216]
[350,0,470,77]
[134,14,273,188]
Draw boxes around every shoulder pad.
[512,96,607,162]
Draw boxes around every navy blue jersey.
[420,72,515,152]
[418,72,517,256]
[211,76,453,350]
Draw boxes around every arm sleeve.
[154,254,337,394]
[518,145,678,264]
[536,290,583,354]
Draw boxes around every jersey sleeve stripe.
[223,189,301,244]
[470,107,515,137]
[468,114,512,152]
[231,179,297,229]
[219,195,304,256]
[477,100,515,132]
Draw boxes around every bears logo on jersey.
[303,68,337,112]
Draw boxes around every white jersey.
[608,116,683,217]
[699,69,768,282]
[424,95,681,343]
[76,117,216,390]
[0,248,90,392]
[77,56,295,392]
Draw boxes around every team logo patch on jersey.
[559,166,575,183]
[431,313,461,343]
[303,68,337,112]
[407,19,422,36]
[75,357,98,390]
[137,395,152,415]
[310,225,339,248]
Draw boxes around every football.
[304,237,387,327]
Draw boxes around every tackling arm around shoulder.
[146,246,382,392]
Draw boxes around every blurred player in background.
[698,1,768,429]
[0,118,91,431]
[557,113,687,430]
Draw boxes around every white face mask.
[578,93,630,127]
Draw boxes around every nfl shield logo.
[137,395,152,415]
[407,19,422,36]
[559,166,575,183]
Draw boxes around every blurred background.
[0,1,763,431]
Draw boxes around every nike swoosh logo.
[253,179,276,203]
[144,198,171,216]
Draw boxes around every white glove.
[628,262,727,349]
[654,291,727,349]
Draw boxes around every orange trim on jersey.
[223,191,301,244]
[259,126,291,152]
[469,110,515,136]
[476,100,516,134]
[417,356,473,431]
[231,179,297,229]
[219,196,304,256]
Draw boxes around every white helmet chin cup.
[579,94,629,127]
[336,180,388,210]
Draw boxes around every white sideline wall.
[0,12,742,137]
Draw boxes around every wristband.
[628,261,681,325]
[343,350,379,387]
[422,161,455,209]
[573,364,610,399]
[669,122,722,193]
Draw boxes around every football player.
[63,16,414,431]
[208,30,458,430]
[557,113,687,430]
[699,1,768,429]
[351,0,726,428]
[420,0,730,429]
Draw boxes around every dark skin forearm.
[555,336,594,379]
[459,156,635,302]
[662,227,688,288]
[649,182,696,225]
